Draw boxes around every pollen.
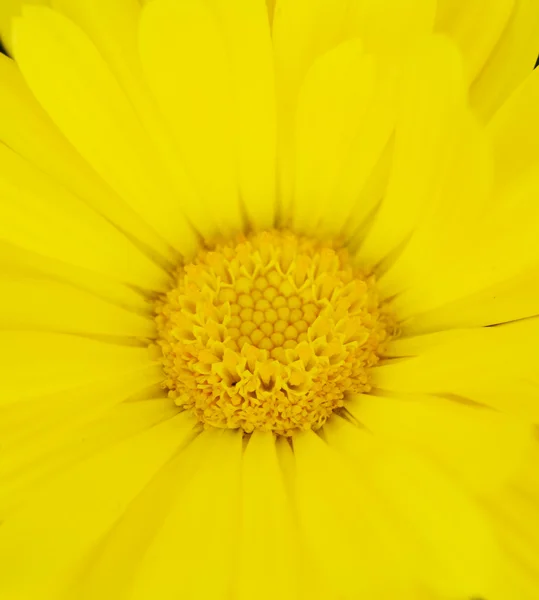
[154,231,394,436]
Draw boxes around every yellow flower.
[0,0,538,599]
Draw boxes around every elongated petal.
[481,443,539,600]
[237,432,298,600]
[378,111,493,299]
[292,39,376,234]
[324,417,503,597]
[344,393,533,492]
[272,0,349,216]
[394,169,539,320]
[139,0,244,236]
[0,411,196,600]
[0,54,176,267]
[0,332,153,407]
[0,129,168,291]
[13,7,198,257]
[67,439,201,600]
[488,67,539,191]
[376,319,539,421]
[205,0,277,230]
[471,0,539,121]
[435,0,514,83]
[130,430,243,600]
[403,265,539,334]
[357,36,466,267]
[0,379,172,517]
[293,431,416,598]
[51,0,227,241]
[273,0,435,220]
[0,240,151,315]
[0,278,153,338]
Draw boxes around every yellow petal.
[344,0,436,56]
[0,240,151,315]
[0,277,153,338]
[488,67,539,191]
[376,319,539,421]
[403,264,539,334]
[281,431,337,600]
[369,445,501,596]
[266,0,275,25]
[51,0,149,115]
[357,36,466,267]
[272,0,349,216]
[0,410,196,600]
[394,168,539,320]
[68,438,202,600]
[471,0,539,122]
[283,31,397,240]
[205,0,277,230]
[292,39,375,234]
[293,430,416,598]
[481,443,539,600]
[0,331,154,407]
[51,0,224,243]
[345,393,533,493]
[341,139,394,243]
[0,0,48,54]
[0,366,163,446]
[12,7,198,257]
[378,109,493,299]
[0,370,170,517]
[237,432,298,600]
[139,0,244,236]
[0,134,169,291]
[0,53,177,267]
[273,0,435,218]
[131,430,243,600]
[323,415,503,596]
[435,0,514,83]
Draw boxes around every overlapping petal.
[0,1,537,599]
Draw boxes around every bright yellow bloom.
[155,230,394,435]
[0,1,538,599]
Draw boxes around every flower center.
[154,231,393,436]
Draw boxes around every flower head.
[0,1,539,599]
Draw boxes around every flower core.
[155,231,392,435]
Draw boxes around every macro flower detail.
[155,231,393,435]
[0,1,538,600]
